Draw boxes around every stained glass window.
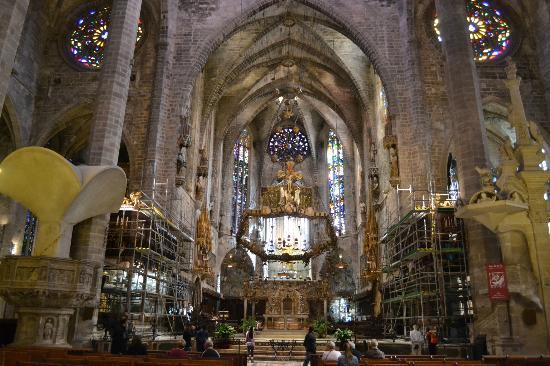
[68,6,145,70]
[21,210,37,256]
[231,130,250,233]
[268,127,310,163]
[447,154,460,201]
[327,130,345,235]
[434,0,512,62]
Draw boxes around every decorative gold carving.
[194,207,213,278]
[244,278,331,305]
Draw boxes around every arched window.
[21,210,38,256]
[231,130,250,233]
[447,154,460,201]
[327,130,345,235]
[434,0,513,62]
[67,6,145,70]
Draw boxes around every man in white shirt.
[321,341,342,361]
[410,325,424,355]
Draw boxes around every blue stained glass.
[68,6,144,70]
[231,129,250,233]
[22,210,37,256]
[327,130,345,235]
[434,0,513,62]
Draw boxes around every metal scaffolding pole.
[100,191,194,339]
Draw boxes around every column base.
[12,307,74,348]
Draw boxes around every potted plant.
[312,319,329,338]
[334,328,353,350]
[214,323,236,349]
[241,317,256,333]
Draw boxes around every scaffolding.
[380,189,472,341]
[99,191,194,337]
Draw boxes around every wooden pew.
[482,355,550,366]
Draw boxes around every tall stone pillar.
[71,0,143,346]
[0,0,30,109]
[142,0,174,195]
[435,0,513,354]
[243,299,248,319]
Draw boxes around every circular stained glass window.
[268,127,311,163]
[67,6,145,70]
[434,0,513,62]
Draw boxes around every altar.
[244,279,331,330]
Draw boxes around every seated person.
[349,341,361,362]
[322,341,342,362]
[364,339,385,359]
[167,340,187,358]
[337,342,358,366]
[126,335,147,355]
[201,338,221,359]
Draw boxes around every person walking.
[410,325,424,355]
[302,326,317,366]
[426,327,439,355]
[337,342,359,366]
[245,326,255,362]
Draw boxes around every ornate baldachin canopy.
[235,161,337,264]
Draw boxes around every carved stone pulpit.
[0,147,126,347]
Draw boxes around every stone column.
[526,2,550,123]
[243,298,248,319]
[0,0,30,109]
[142,0,174,195]
[435,0,512,353]
[323,299,327,320]
[71,0,143,346]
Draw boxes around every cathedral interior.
[0,0,550,361]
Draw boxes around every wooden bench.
[482,356,550,366]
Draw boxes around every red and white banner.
[486,264,509,301]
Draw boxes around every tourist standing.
[410,325,424,355]
[426,327,439,355]
[110,317,128,355]
[364,339,385,359]
[302,326,317,366]
[196,325,209,352]
[337,342,358,366]
[245,326,255,361]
